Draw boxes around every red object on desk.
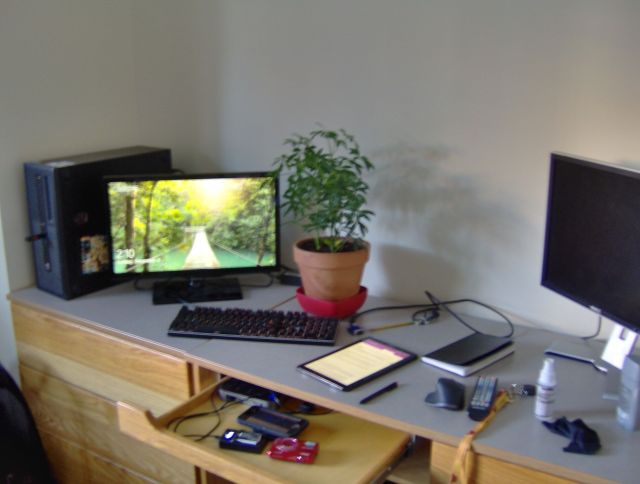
[267,438,319,464]
[295,286,367,318]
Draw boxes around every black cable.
[275,398,333,416]
[349,303,437,324]
[425,291,514,338]
[424,291,480,334]
[172,398,244,442]
[167,379,248,441]
[581,313,603,340]
[188,398,239,442]
[347,302,437,335]
[279,263,299,274]
[167,395,228,434]
[349,291,515,338]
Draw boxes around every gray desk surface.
[10,284,639,483]
[9,279,297,357]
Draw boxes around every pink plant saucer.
[295,286,367,318]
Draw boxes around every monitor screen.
[542,153,640,334]
[105,172,280,281]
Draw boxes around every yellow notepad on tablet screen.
[297,338,416,391]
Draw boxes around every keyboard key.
[168,306,339,345]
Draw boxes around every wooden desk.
[9,282,639,483]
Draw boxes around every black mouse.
[425,378,465,410]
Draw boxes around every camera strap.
[449,389,510,484]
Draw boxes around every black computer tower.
[24,146,172,299]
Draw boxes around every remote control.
[467,376,498,421]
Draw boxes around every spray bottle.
[535,357,557,421]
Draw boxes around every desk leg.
[190,364,219,395]
[190,365,225,484]
[386,436,432,483]
[190,366,255,484]
[202,469,233,484]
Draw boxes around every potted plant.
[272,127,374,303]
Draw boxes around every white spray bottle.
[535,357,557,421]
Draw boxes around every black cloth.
[542,416,601,455]
[0,364,56,483]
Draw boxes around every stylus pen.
[359,382,398,404]
[368,321,414,333]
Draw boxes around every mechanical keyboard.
[167,306,339,345]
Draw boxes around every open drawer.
[117,380,411,483]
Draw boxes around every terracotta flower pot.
[293,238,369,301]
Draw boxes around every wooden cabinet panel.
[40,431,156,484]
[430,442,577,484]
[12,304,190,413]
[22,364,195,483]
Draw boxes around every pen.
[368,321,414,333]
[368,312,437,333]
[359,382,399,404]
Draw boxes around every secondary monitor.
[105,171,280,303]
[542,152,639,368]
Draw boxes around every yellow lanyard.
[450,389,511,484]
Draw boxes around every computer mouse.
[425,378,465,410]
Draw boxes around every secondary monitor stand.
[601,324,638,369]
[545,324,639,400]
[600,324,639,400]
[545,340,608,374]
[152,277,243,305]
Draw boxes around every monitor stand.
[601,324,638,369]
[152,277,243,305]
[545,325,639,401]
[601,364,622,401]
[600,324,638,400]
[545,340,608,374]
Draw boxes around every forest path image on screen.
[107,176,277,274]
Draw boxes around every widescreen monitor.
[542,153,640,339]
[105,172,279,303]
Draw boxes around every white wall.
[138,0,640,336]
[129,0,220,173]
[0,0,141,378]
[0,210,13,375]
[2,1,640,379]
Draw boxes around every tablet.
[297,338,417,391]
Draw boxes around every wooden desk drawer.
[117,380,411,484]
[21,364,195,483]
[40,432,152,484]
[430,441,577,484]
[12,303,190,413]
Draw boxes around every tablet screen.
[297,338,416,391]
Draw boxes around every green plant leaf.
[271,127,375,252]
